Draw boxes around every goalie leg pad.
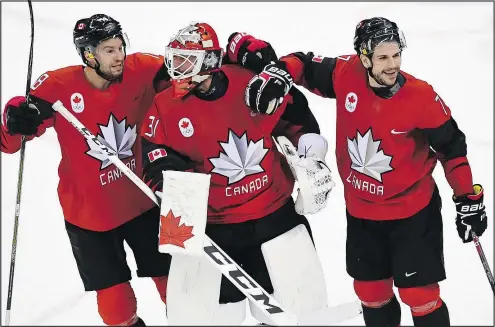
[166,254,246,325]
[260,224,328,319]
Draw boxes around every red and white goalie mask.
[164,22,224,98]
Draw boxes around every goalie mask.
[164,22,224,99]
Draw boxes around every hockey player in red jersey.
[241,17,488,327]
[1,14,174,326]
[140,22,335,325]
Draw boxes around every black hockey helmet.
[353,17,406,56]
[73,14,128,66]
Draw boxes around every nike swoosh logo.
[391,129,407,134]
[405,272,417,277]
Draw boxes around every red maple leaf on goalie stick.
[159,210,194,248]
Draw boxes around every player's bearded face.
[95,38,126,78]
[370,42,402,87]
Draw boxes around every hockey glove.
[225,32,278,73]
[245,60,294,115]
[454,184,487,243]
[276,134,335,215]
[142,140,193,194]
[143,155,167,192]
[4,96,43,136]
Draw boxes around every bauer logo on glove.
[454,184,488,243]
[245,61,294,115]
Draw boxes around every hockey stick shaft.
[471,230,495,295]
[52,100,298,325]
[5,1,35,325]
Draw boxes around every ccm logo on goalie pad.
[203,245,284,314]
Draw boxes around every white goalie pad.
[259,224,328,323]
[275,136,335,215]
[158,170,211,256]
[167,254,246,325]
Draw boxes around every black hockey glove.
[245,60,294,115]
[4,96,43,136]
[142,139,193,192]
[454,184,487,243]
[225,32,278,73]
[143,156,166,192]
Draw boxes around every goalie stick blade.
[297,300,362,325]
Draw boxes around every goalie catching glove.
[276,133,335,215]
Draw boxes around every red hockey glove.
[225,32,278,73]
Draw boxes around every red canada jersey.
[281,53,471,220]
[333,56,452,219]
[1,53,165,231]
[141,65,295,224]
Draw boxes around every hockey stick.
[52,100,362,325]
[471,230,495,295]
[5,1,35,325]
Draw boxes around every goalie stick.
[52,100,362,325]
[5,1,35,325]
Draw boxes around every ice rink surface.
[1,2,493,325]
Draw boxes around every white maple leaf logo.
[86,114,137,169]
[347,129,393,182]
[209,130,269,185]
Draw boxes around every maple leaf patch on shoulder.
[159,210,194,248]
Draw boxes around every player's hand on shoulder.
[225,32,278,73]
[245,60,294,115]
[3,96,43,136]
[454,184,487,243]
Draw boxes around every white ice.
[1,2,493,326]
